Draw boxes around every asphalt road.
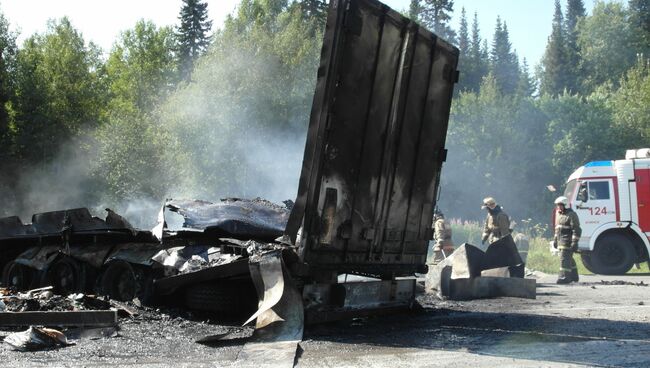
[2,272,650,367]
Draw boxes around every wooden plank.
[0,310,118,327]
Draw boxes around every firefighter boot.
[571,268,579,283]
[556,277,571,285]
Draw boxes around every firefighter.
[481,197,510,245]
[432,210,454,264]
[552,196,582,284]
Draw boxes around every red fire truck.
[562,149,650,275]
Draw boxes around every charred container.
[286,0,459,281]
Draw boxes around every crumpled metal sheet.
[104,243,163,267]
[4,326,72,351]
[14,245,61,271]
[0,208,154,242]
[162,198,290,241]
[235,250,303,368]
[66,244,115,269]
[0,216,34,238]
[150,245,237,274]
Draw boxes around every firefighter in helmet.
[553,196,582,284]
[481,197,510,245]
[552,195,582,284]
[432,210,454,264]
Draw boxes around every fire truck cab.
[563,148,650,275]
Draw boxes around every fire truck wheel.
[100,261,137,302]
[46,257,86,295]
[587,234,636,275]
[2,261,36,291]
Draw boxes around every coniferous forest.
[0,0,648,226]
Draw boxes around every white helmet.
[554,196,568,206]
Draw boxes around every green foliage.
[540,0,568,96]
[12,18,105,165]
[92,111,188,201]
[0,0,649,229]
[629,0,650,54]
[0,12,17,161]
[106,20,178,114]
[490,18,519,95]
[565,0,586,93]
[609,58,650,146]
[577,1,638,93]
[459,12,488,93]
[419,0,456,43]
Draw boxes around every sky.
[0,0,598,67]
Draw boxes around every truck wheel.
[100,261,136,301]
[185,279,257,314]
[580,253,597,274]
[2,261,36,290]
[46,257,85,295]
[587,234,636,275]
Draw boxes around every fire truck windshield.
[564,179,577,200]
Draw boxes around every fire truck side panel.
[634,167,650,232]
[615,160,634,223]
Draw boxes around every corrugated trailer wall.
[286,0,459,277]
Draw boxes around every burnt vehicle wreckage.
[0,0,528,363]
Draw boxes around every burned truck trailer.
[0,0,458,328]
[287,0,459,277]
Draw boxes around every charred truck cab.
[562,149,650,275]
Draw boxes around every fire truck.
[562,148,650,275]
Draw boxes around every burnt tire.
[584,234,635,275]
[46,257,85,295]
[2,261,36,290]
[100,261,137,302]
[99,261,154,303]
[185,279,257,314]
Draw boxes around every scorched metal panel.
[286,0,459,277]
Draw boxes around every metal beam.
[0,310,118,327]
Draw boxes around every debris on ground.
[600,280,648,286]
[4,326,72,351]
[425,236,535,300]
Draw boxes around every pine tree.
[517,58,535,97]
[299,0,327,21]
[458,7,469,53]
[409,0,422,22]
[455,7,470,91]
[463,12,488,93]
[490,17,519,95]
[540,0,567,96]
[177,0,213,80]
[420,0,456,43]
[565,0,585,93]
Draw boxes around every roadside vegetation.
[0,0,647,229]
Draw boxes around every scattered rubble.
[600,280,648,286]
[425,235,535,300]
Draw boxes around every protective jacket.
[434,218,454,251]
[482,206,510,244]
[554,207,582,249]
